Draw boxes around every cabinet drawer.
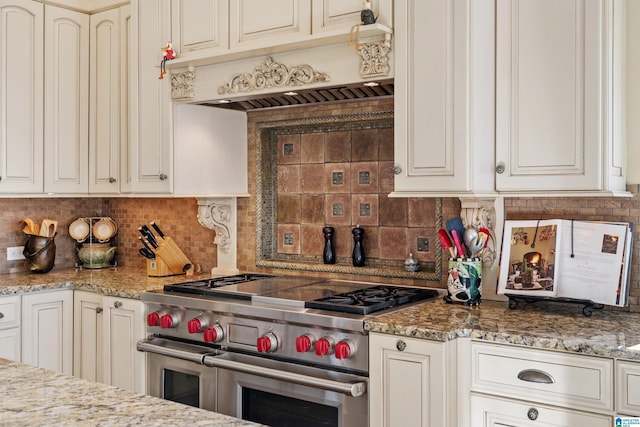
[471,341,613,412]
[616,360,640,416]
[0,295,20,330]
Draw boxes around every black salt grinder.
[352,226,365,267]
[322,226,336,264]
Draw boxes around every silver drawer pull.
[517,369,554,384]
[527,407,539,420]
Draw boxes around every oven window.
[163,369,199,408]
[242,388,338,427]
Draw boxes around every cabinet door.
[129,0,172,193]
[103,296,146,393]
[89,8,121,193]
[0,1,44,193]
[73,291,103,382]
[0,295,20,362]
[229,0,311,48]
[470,394,612,427]
[393,0,471,194]
[171,0,228,56]
[369,333,452,427]
[22,290,73,375]
[616,360,640,416]
[495,0,623,192]
[0,328,20,361]
[44,5,89,194]
[312,0,392,33]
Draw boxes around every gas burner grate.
[305,286,439,315]
[163,274,275,295]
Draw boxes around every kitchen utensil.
[437,229,455,258]
[139,236,155,253]
[463,228,485,257]
[139,247,155,260]
[450,229,467,258]
[446,217,467,255]
[23,234,56,273]
[20,218,39,235]
[69,218,90,241]
[40,219,58,237]
[141,225,159,248]
[150,221,166,239]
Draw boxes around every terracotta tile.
[301,224,324,256]
[277,224,300,254]
[379,161,395,194]
[351,194,379,226]
[379,195,408,226]
[325,131,351,162]
[350,161,379,194]
[301,164,325,193]
[325,194,351,225]
[332,225,353,258]
[408,198,438,227]
[277,165,301,193]
[301,133,325,163]
[379,227,408,260]
[277,134,300,164]
[379,128,394,161]
[277,195,301,223]
[301,195,325,224]
[406,227,436,263]
[360,226,380,260]
[352,129,378,161]
[325,163,351,194]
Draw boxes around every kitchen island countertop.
[0,357,260,426]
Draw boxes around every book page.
[556,220,628,305]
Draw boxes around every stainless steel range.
[137,274,439,426]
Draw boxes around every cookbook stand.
[505,294,604,317]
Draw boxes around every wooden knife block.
[146,237,192,277]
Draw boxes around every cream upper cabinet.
[89,5,130,194]
[369,332,456,427]
[495,0,626,194]
[44,5,89,194]
[0,1,44,193]
[129,0,172,193]
[392,0,475,196]
[171,0,229,58]
[229,0,311,48]
[312,0,392,33]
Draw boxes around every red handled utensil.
[451,229,467,258]
[437,229,456,258]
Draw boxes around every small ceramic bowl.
[93,218,117,242]
[69,218,90,242]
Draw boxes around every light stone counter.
[365,298,640,361]
[0,358,260,427]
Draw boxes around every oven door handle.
[136,339,213,364]
[202,354,366,397]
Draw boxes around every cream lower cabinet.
[369,332,456,427]
[469,341,613,427]
[102,295,146,394]
[616,360,640,416]
[22,290,73,375]
[73,291,104,382]
[0,295,21,362]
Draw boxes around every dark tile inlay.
[417,238,429,252]
[283,143,294,156]
[332,172,343,185]
[283,232,294,246]
[358,171,371,185]
[359,203,371,217]
[333,203,344,216]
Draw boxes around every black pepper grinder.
[352,226,365,267]
[322,226,336,264]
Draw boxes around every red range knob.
[315,337,334,356]
[147,312,160,327]
[257,333,278,353]
[160,313,178,328]
[187,318,202,334]
[295,334,314,353]
[335,340,355,359]
[203,325,224,343]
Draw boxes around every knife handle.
[150,221,165,239]
[138,227,158,248]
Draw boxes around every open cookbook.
[497,219,633,307]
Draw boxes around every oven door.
[137,338,217,411]
[203,351,368,427]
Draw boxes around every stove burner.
[305,285,439,315]
[163,273,275,295]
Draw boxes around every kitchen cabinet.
[171,0,228,59]
[312,0,392,34]
[616,360,640,416]
[89,5,131,194]
[369,332,456,427]
[0,295,20,362]
[102,295,146,394]
[73,291,103,382]
[129,0,172,194]
[44,5,89,194]
[495,0,626,194]
[469,341,613,426]
[22,289,73,375]
[0,1,44,193]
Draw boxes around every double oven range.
[137,274,439,426]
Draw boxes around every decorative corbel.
[171,67,195,100]
[197,197,239,275]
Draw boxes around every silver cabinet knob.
[159,173,168,181]
[96,307,103,314]
[527,408,538,421]
[396,340,406,351]
[393,166,402,175]
[113,301,122,309]
[108,177,116,183]
[496,164,505,174]
[0,312,4,319]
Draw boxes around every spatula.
[446,217,467,256]
[437,229,455,258]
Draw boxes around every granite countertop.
[365,298,640,361]
[0,358,260,426]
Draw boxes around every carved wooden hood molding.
[217,57,330,95]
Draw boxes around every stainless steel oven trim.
[137,338,215,363]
